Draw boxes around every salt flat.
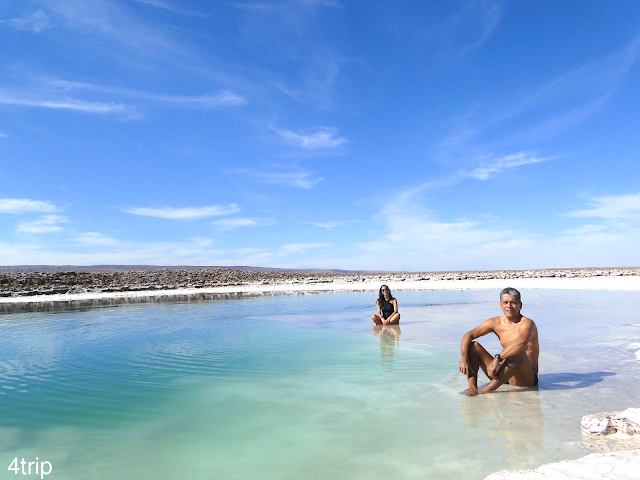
[2,272,640,305]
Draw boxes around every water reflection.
[372,325,401,371]
[460,390,544,470]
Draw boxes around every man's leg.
[465,342,494,396]
[481,350,536,393]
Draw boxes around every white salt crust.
[485,451,640,479]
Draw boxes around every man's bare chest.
[494,321,521,346]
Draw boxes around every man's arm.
[459,319,495,375]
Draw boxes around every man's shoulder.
[480,316,503,329]
[521,315,537,329]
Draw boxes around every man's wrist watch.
[495,353,503,363]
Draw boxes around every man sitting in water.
[459,288,539,396]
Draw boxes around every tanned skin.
[459,293,539,396]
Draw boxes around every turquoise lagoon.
[1,289,639,479]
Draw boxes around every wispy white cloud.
[278,242,330,256]
[0,90,128,114]
[356,209,640,271]
[0,237,222,266]
[231,1,341,12]
[37,0,180,56]
[0,10,51,32]
[133,0,210,17]
[162,90,246,107]
[396,150,548,204]
[0,78,245,120]
[566,192,640,220]
[273,126,347,150]
[234,169,322,189]
[436,32,640,167]
[351,187,640,271]
[559,224,609,237]
[74,232,118,246]
[51,80,247,107]
[518,33,640,115]
[212,217,275,230]
[310,220,357,230]
[0,198,58,214]
[125,204,241,220]
[459,151,549,180]
[15,214,67,234]
[0,235,329,267]
[448,0,502,56]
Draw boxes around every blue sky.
[1,1,640,271]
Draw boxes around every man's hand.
[487,357,501,379]
[459,355,470,375]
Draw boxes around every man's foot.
[463,386,479,396]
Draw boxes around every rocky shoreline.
[1,266,639,298]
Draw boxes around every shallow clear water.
[0,289,639,479]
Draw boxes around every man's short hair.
[500,287,521,303]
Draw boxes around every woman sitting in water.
[371,285,400,325]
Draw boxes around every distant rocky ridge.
[1,266,639,298]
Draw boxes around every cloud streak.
[310,220,356,230]
[0,90,128,114]
[0,198,59,214]
[278,242,330,256]
[0,11,51,32]
[274,126,347,150]
[566,192,640,220]
[212,217,275,230]
[125,204,241,220]
[436,32,640,168]
[51,80,247,107]
[133,0,210,17]
[15,215,68,234]
[459,151,549,180]
[75,232,118,246]
[234,169,322,189]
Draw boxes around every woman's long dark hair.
[377,285,394,307]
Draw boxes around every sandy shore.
[2,271,640,305]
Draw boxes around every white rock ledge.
[484,451,640,479]
[582,409,640,436]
